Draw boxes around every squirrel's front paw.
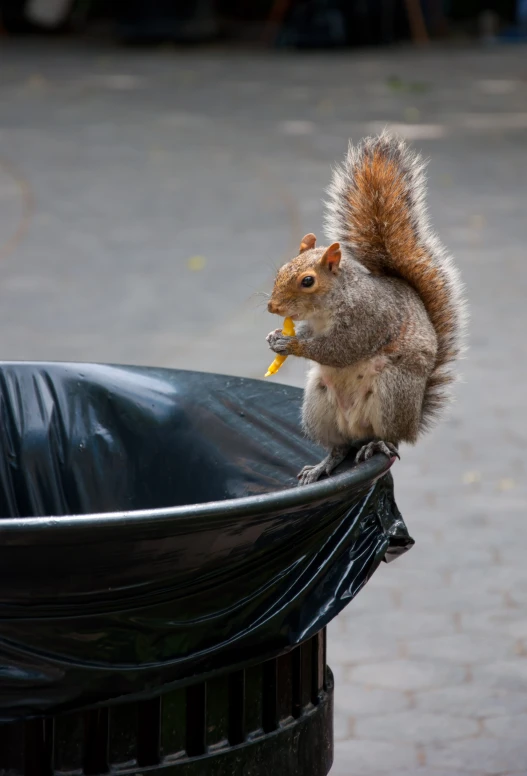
[267,329,294,355]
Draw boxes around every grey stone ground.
[1,37,527,775]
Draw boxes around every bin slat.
[312,629,325,704]
[25,718,53,776]
[160,688,186,760]
[228,670,245,746]
[83,708,109,775]
[277,652,293,724]
[137,697,161,767]
[108,701,137,770]
[0,720,24,771]
[244,664,263,738]
[53,712,84,774]
[261,659,278,733]
[291,647,302,720]
[186,683,206,757]
[300,640,313,710]
[205,675,229,751]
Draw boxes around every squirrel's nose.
[268,300,279,314]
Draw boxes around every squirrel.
[266,132,466,485]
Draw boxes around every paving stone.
[460,610,527,638]
[484,713,527,741]
[471,660,527,693]
[329,662,346,687]
[340,610,457,641]
[449,566,527,598]
[415,685,527,718]
[332,739,418,776]
[426,738,527,775]
[506,621,527,640]
[387,771,481,776]
[348,660,467,692]
[334,683,410,717]
[333,709,351,742]
[406,632,515,664]
[401,586,505,612]
[328,634,399,666]
[355,710,478,744]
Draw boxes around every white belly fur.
[312,356,387,440]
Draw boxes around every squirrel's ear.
[320,242,341,273]
[299,233,316,253]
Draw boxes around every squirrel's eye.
[301,276,315,288]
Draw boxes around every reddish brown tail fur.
[325,132,466,431]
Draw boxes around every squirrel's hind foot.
[297,461,328,485]
[355,440,399,464]
[297,445,349,486]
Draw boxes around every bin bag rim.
[0,454,392,532]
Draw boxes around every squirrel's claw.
[297,445,350,485]
[266,328,282,342]
[355,440,399,464]
[297,462,326,485]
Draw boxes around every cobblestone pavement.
[1,38,527,775]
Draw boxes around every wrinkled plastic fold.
[0,363,413,719]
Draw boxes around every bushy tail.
[325,132,467,431]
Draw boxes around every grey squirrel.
[266,132,466,485]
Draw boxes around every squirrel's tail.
[325,131,467,431]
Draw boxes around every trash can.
[0,363,414,774]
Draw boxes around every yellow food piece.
[265,317,295,377]
[187,255,206,271]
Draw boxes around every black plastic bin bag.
[0,363,413,720]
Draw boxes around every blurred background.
[1,1,526,774]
